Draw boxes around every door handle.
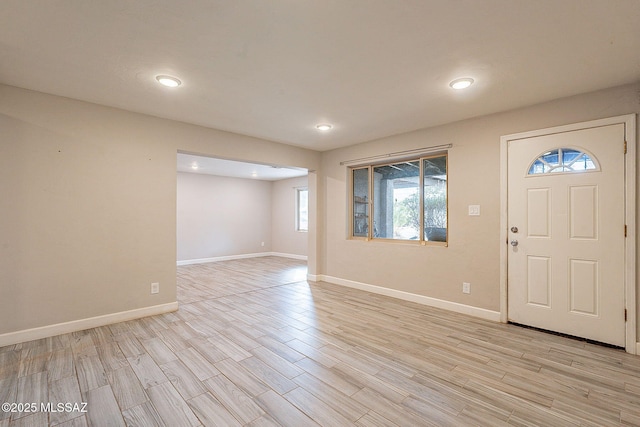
[510,240,519,247]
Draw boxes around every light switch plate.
[468,205,480,216]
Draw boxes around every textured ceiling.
[1,1,639,151]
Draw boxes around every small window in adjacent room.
[296,187,309,232]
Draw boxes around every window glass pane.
[528,148,597,175]
[529,159,547,174]
[373,161,420,240]
[423,155,447,242]
[352,168,369,237]
[297,189,308,231]
[562,149,582,164]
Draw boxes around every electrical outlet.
[462,282,471,294]
[261,241,265,247]
[468,205,480,216]
[151,282,159,294]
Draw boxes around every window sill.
[348,237,447,247]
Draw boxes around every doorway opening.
[176,152,309,276]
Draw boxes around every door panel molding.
[500,114,636,354]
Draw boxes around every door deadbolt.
[510,226,518,233]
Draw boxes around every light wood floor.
[2,256,640,426]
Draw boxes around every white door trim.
[500,114,637,354]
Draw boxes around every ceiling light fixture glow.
[316,123,333,131]
[449,78,474,90]
[156,75,182,88]
[191,163,198,170]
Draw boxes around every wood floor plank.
[84,385,125,427]
[292,372,369,422]
[18,353,50,378]
[255,390,319,427]
[332,362,407,403]
[155,328,190,354]
[146,382,200,427]
[159,359,206,400]
[245,414,281,427]
[175,347,220,381]
[294,357,362,396]
[400,395,470,427]
[48,375,83,425]
[121,401,165,427]
[250,345,305,379]
[208,333,252,362]
[0,377,17,422]
[13,372,47,420]
[456,403,511,426]
[113,334,145,359]
[106,366,148,411]
[285,339,339,368]
[214,358,269,397]
[187,392,241,427]
[53,415,88,427]
[47,348,74,382]
[239,356,297,395]
[187,338,227,365]
[284,386,355,426]
[88,326,115,347]
[140,338,178,366]
[506,404,582,427]
[8,412,48,427]
[203,374,265,424]
[96,342,128,373]
[375,368,465,416]
[74,352,108,393]
[0,351,20,381]
[255,335,304,364]
[127,354,168,389]
[354,411,400,427]
[351,387,436,427]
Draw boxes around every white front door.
[507,124,626,347]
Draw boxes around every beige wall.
[177,172,273,261]
[319,83,639,336]
[271,176,309,257]
[0,84,319,336]
[1,81,638,344]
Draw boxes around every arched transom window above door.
[527,147,599,175]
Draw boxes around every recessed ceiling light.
[191,163,198,170]
[449,78,474,90]
[156,75,182,88]
[251,172,258,177]
[316,123,333,131]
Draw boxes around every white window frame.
[296,187,309,232]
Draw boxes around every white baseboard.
[269,252,308,261]
[178,252,307,266]
[307,274,320,282]
[0,302,179,348]
[317,275,501,322]
[636,342,640,355]
[177,253,268,266]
